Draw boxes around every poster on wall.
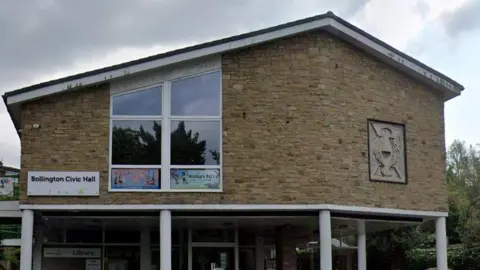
[111,168,159,189]
[170,169,220,190]
[86,259,101,270]
[0,177,14,197]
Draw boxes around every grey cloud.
[440,0,480,38]
[413,0,429,19]
[0,0,369,167]
[0,0,368,92]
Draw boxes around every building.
[0,162,20,178]
[1,12,464,270]
[0,162,21,270]
[0,161,20,200]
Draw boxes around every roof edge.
[4,11,464,104]
[3,13,333,100]
[326,12,464,92]
[1,94,21,138]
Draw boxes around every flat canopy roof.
[2,11,464,134]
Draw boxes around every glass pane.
[191,228,234,243]
[111,168,160,190]
[112,120,162,165]
[151,247,184,270]
[238,229,256,246]
[43,228,65,243]
[66,229,102,243]
[104,230,140,243]
[171,121,221,165]
[171,71,221,116]
[150,229,181,245]
[192,247,234,270]
[112,86,162,115]
[170,168,220,190]
[239,248,256,270]
[264,248,276,270]
[104,246,140,270]
[42,258,85,270]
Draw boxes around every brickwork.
[20,31,447,211]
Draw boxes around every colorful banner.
[0,177,14,197]
[170,169,220,190]
[111,168,159,189]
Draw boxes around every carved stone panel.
[368,120,407,184]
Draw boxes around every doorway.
[192,247,235,270]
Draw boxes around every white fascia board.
[6,17,460,105]
[19,203,448,218]
[328,20,461,95]
[0,210,22,218]
[0,200,20,211]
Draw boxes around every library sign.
[44,248,101,258]
[28,171,100,196]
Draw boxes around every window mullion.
[162,81,171,190]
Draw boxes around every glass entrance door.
[192,247,234,270]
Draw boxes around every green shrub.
[406,248,436,270]
[407,245,480,270]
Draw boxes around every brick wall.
[20,30,447,211]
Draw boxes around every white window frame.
[108,69,222,192]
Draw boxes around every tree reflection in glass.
[111,120,220,165]
[171,121,221,165]
[111,120,162,165]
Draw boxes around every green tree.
[446,140,480,245]
[367,140,478,269]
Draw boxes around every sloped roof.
[2,11,465,134]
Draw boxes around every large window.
[110,70,222,191]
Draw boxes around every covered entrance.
[23,208,437,270]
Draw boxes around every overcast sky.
[1,0,479,168]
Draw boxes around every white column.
[20,209,34,270]
[160,210,172,270]
[357,220,367,270]
[319,210,332,270]
[436,217,448,270]
[141,229,151,270]
[33,226,43,270]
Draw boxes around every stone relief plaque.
[368,120,407,184]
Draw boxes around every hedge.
[406,245,480,270]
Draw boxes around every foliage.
[407,245,480,270]
[446,140,480,245]
[367,140,480,269]
[0,247,19,266]
[406,247,436,270]
[366,223,435,269]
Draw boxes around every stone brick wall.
[20,30,447,211]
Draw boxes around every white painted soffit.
[5,15,462,105]
[19,204,448,218]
